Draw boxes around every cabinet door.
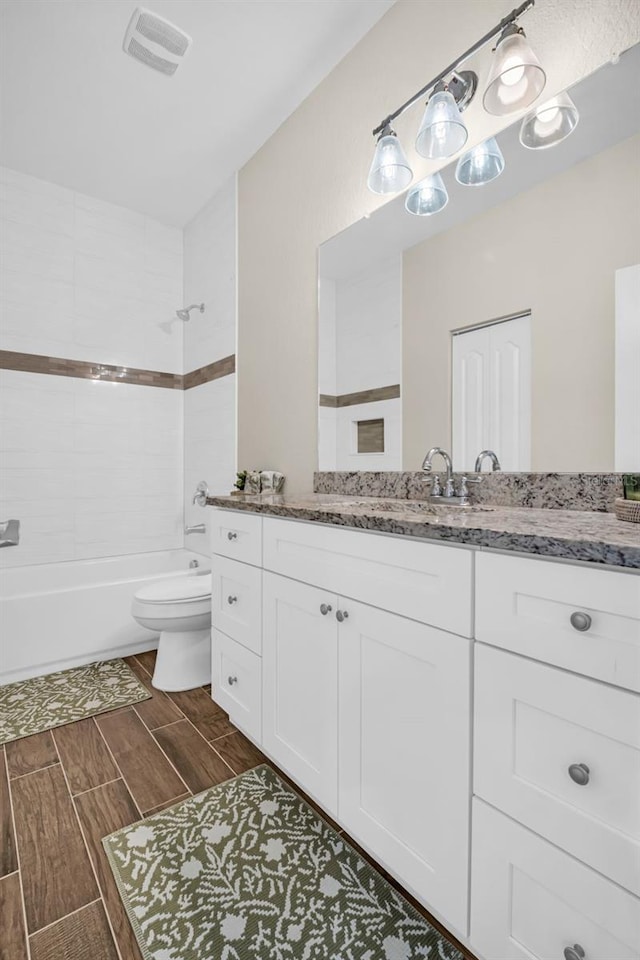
[262,572,338,815]
[338,599,471,936]
[470,799,640,960]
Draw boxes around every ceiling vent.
[123,7,192,76]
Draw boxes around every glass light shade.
[519,92,579,149]
[404,172,449,216]
[483,32,546,116]
[367,132,413,194]
[415,90,468,159]
[455,137,505,186]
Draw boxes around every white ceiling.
[0,0,394,225]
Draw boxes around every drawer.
[263,517,473,636]
[211,628,261,743]
[476,552,640,691]
[475,643,640,894]
[212,555,262,655]
[210,509,262,567]
[470,799,640,960]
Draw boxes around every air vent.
[123,7,192,75]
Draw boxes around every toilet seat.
[135,574,211,604]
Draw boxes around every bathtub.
[0,549,209,684]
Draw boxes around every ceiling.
[0,0,393,225]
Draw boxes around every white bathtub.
[0,549,209,684]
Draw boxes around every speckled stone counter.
[206,493,640,570]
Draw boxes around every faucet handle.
[431,475,442,497]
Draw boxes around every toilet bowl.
[132,573,212,691]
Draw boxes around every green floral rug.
[103,764,464,960]
[0,658,151,744]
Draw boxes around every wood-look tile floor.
[0,650,475,960]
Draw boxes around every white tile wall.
[183,177,236,372]
[0,370,183,567]
[0,167,237,569]
[182,177,237,556]
[0,166,183,372]
[318,256,402,470]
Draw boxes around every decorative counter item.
[614,498,640,523]
[260,470,285,493]
[234,470,247,492]
[245,470,262,495]
[623,474,640,502]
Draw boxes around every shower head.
[176,303,205,321]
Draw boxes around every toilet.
[131,574,212,691]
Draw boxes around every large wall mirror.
[318,44,640,474]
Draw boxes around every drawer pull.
[567,763,590,786]
[227,531,238,541]
[570,611,592,632]
[227,595,238,605]
[563,945,585,960]
[320,603,332,616]
[336,609,349,622]
[227,675,238,686]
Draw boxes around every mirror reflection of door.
[452,313,532,472]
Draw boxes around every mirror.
[318,44,640,474]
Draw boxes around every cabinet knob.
[563,945,586,960]
[227,595,238,605]
[227,531,238,541]
[570,611,591,632]
[320,603,332,616]
[568,763,590,786]
[336,609,349,622]
[227,675,238,686]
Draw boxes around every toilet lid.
[135,574,211,603]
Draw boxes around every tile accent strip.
[319,384,400,408]
[314,471,625,513]
[183,355,236,389]
[0,351,235,391]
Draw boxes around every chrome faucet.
[474,450,501,472]
[421,447,481,505]
[422,447,455,497]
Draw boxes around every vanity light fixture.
[404,172,449,216]
[519,91,580,149]
[455,136,505,186]
[367,125,413,195]
[367,0,543,195]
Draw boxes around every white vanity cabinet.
[211,508,473,938]
[210,506,640,960]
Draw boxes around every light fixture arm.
[371,0,535,138]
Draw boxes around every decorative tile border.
[319,384,400,408]
[0,350,235,391]
[314,471,625,513]
[183,354,235,389]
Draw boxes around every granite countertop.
[206,493,640,569]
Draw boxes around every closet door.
[452,314,531,471]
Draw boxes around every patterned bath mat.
[103,764,464,960]
[0,658,151,744]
